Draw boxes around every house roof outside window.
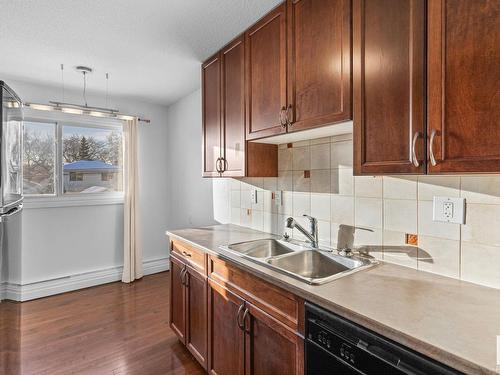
[63,160,119,173]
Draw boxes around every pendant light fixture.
[25,64,150,123]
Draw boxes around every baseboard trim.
[0,257,170,302]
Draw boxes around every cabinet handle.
[279,107,287,128]
[236,303,245,330]
[216,157,222,173]
[181,250,192,258]
[221,157,228,173]
[241,308,250,334]
[411,132,422,167]
[180,266,187,285]
[429,129,439,166]
[286,104,293,127]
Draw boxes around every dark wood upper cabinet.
[353,0,426,175]
[221,36,246,177]
[208,279,245,375]
[185,267,207,369]
[287,0,352,132]
[244,302,303,375]
[202,54,222,177]
[202,37,278,178]
[246,3,288,140]
[169,256,186,343]
[427,0,500,173]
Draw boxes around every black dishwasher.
[305,302,463,375]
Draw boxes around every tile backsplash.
[214,135,500,290]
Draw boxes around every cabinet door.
[207,280,245,375]
[244,302,303,375]
[169,256,186,343]
[246,3,287,140]
[287,0,352,132]
[221,36,246,177]
[428,0,500,173]
[353,0,426,175]
[185,267,208,369]
[202,53,222,177]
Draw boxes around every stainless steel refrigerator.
[0,81,23,300]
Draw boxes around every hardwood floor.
[0,272,205,375]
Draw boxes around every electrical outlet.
[443,202,454,219]
[433,197,465,224]
[275,190,283,207]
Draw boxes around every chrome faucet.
[285,215,319,248]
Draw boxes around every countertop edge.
[166,230,498,375]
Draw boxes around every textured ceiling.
[0,0,281,105]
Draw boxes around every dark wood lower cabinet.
[208,279,245,375]
[245,302,303,375]
[169,254,208,370]
[185,267,208,369]
[170,241,304,374]
[169,256,186,343]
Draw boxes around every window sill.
[24,194,124,209]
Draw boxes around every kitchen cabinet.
[169,239,305,375]
[169,242,208,369]
[427,0,500,173]
[244,301,303,375]
[202,36,278,178]
[207,279,303,375]
[245,3,288,140]
[202,53,222,177]
[286,0,352,133]
[207,279,245,375]
[221,36,246,177]
[185,266,207,368]
[169,256,186,343]
[353,0,426,175]
[354,0,500,175]
[245,0,352,140]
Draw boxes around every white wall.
[166,89,217,230]
[3,79,170,292]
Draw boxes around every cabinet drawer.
[208,256,303,331]
[171,240,207,275]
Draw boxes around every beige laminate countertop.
[166,224,500,374]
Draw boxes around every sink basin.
[267,250,368,284]
[227,239,295,258]
[221,239,377,285]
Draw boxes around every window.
[62,125,123,194]
[23,120,123,199]
[101,172,114,181]
[23,121,56,195]
[69,172,83,182]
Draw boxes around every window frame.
[23,110,125,208]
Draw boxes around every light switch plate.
[433,196,466,224]
[275,190,283,207]
[251,189,258,204]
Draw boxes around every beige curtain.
[122,118,143,283]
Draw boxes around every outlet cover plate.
[251,189,258,204]
[275,190,283,207]
[433,196,466,224]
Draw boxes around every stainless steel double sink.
[219,238,377,285]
